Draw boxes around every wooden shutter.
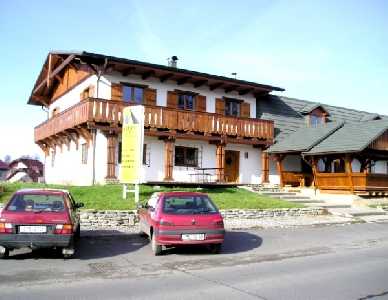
[195,95,206,112]
[215,98,225,115]
[144,88,157,106]
[111,83,123,101]
[167,91,178,108]
[240,102,251,118]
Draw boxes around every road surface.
[1,223,388,299]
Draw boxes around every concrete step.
[348,210,387,217]
[312,203,352,209]
[358,215,388,223]
[278,196,312,200]
[286,199,325,204]
[259,192,297,196]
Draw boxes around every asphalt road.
[1,223,388,300]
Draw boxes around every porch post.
[216,143,226,182]
[310,157,318,188]
[261,151,270,183]
[274,154,285,187]
[105,133,118,180]
[163,137,175,181]
[345,155,354,193]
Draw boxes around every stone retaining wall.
[80,208,327,229]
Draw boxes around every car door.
[140,194,159,236]
[67,193,79,232]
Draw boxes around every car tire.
[210,243,222,254]
[151,233,163,256]
[0,248,9,259]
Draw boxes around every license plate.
[182,233,205,241]
[19,226,47,233]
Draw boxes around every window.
[123,85,144,104]
[310,114,323,127]
[81,143,88,164]
[178,93,195,110]
[225,99,240,117]
[6,194,65,212]
[163,195,218,215]
[175,146,198,167]
[333,159,345,173]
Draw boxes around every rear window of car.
[6,193,66,212]
[162,195,218,215]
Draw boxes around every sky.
[1,0,388,161]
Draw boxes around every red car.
[0,189,84,259]
[138,192,225,255]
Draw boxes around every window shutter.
[111,83,123,101]
[167,91,178,108]
[144,88,157,106]
[240,102,251,118]
[88,85,95,98]
[195,95,206,112]
[215,98,225,115]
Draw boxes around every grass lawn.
[0,182,302,210]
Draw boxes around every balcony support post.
[345,154,354,193]
[216,142,226,182]
[274,154,285,188]
[261,150,270,183]
[163,137,175,181]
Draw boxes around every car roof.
[158,191,208,197]
[15,188,70,195]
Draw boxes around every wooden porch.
[34,98,274,145]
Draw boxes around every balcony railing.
[315,172,388,191]
[34,98,274,143]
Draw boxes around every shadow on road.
[163,230,263,256]
[8,230,149,260]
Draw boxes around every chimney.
[168,56,178,68]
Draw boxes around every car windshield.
[162,195,218,215]
[6,193,66,212]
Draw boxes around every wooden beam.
[142,70,155,80]
[122,67,136,76]
[159,73,174,82]
[46,54,52,89]
[209,82,223,91]
[163,138,175,181]
[177,76,191,85]
[224,85,238,94]
[34,54,76,94]
[261,151,269,183]
[239,88,253,95]
[216,143,226,182]
[194,79,208,88]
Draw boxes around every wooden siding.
[34,98,274,143]
[369,130,388,151]
[315,172,388,191]
[51,65,90,101]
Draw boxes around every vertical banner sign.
[120,106,144,185]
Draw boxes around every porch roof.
[266,121,343,154]
[304,120,388,156]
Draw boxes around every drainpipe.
[92,129,97,185]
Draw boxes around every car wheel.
[151,233,163,256]
[0,248,9,259]
[210,243,222,254]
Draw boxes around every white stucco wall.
[102,72,257,117]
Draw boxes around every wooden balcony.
[315,172,388,193]
[34,98,274,144]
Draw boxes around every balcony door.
[224,150,240,182]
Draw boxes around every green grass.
[0,182,302,210]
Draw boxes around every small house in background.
[6,158,43,183]
[0,160,9,181]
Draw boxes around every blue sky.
[1,0,387,160]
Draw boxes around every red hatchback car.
[0,189,83,259]
[138,192,225,255]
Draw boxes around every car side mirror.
[75,202,84,209]
[148,206,155,212]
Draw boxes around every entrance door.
[224,150,240,182]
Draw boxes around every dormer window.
[301,103,329,127]
[310,114,324,127]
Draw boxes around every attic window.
[310,114,324,127]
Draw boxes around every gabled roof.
[299,102,329,115]
[29,51,285,106]
[257,95,388,142]
[304,120,388,155]
[267,122,343,154]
